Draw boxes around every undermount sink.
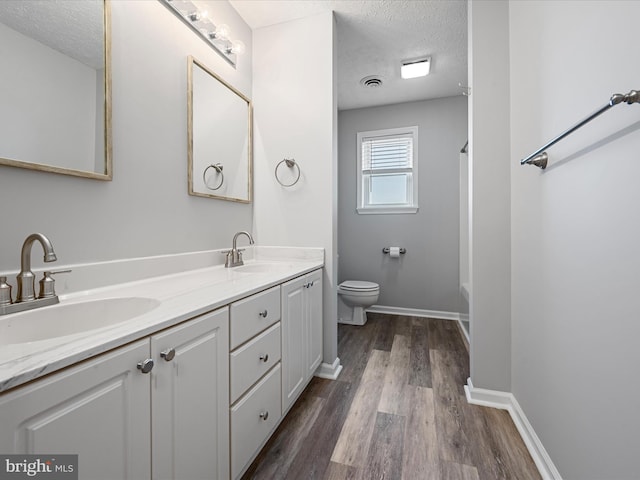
[0,297,161,345]
[235,262,294,274]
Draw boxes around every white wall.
[468,0,512,392]
[0,1,253,273]
[338,97,467,314]
[509,1,640,478]
[252,13,338,367]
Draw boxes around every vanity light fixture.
[401,57,431,79]
[161,0,244,67]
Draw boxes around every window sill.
[357,206,419,215]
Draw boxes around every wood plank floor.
[242,313,541,480]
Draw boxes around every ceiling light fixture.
[401,57,431,79]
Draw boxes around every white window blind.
[361,133,414,173]
[356,126,418,214]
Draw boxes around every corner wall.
[252,12,338,369]
[0,0,253,271]
[509,1,640,478]
[338,97,467,314]
[468,0,512,392]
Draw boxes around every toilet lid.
[340,280,379,292]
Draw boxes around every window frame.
[356,126,419,215]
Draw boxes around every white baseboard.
[366,305,460,321]
[455,319,470,350]
[314,357,343,380]
[464,378,562,480]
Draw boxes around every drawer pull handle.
[259,354,269,363]
[137,359,154,374]
[160,348,176,361]
[259,309,268,318]
[259,411,269,421]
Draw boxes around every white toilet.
[338,280,380,326]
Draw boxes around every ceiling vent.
[360,76,383,88]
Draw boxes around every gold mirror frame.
[0,0,112,181]
[187,56,252,203]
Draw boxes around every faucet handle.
[47,269,72,276]
[38,269,71,299]
[0,277,12,306]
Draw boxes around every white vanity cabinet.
[0,261,325,480]
[0,339,152,480]
[151,307,229,480]
[281,268,323,413]
[0,307,229,480]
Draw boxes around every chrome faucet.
[0,233,66,316]
[17,233,57,302]
[224,231,254,268]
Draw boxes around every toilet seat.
[339,280,379,292]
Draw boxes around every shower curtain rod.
[520,89,639,170]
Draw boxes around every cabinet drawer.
[230,285,281,349]
[231,363,281,479]
[230,322,281,403]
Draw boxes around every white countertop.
[0,248,323,393]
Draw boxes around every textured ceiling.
[229,0,468,110]
[0,0,103,69]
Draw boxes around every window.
[356,126,418,214]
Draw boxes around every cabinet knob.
[259,309,268,318]
[259,354,269,363]
[160,348,176,361]
[137,358,154,374]
[259,411,269,421]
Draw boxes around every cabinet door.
[0,339,151,480]
[151,307,229,480]
[281,275,306,414]
[306,269,323,378]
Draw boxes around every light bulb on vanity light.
[228,40,245,55]
[188,7,209,22]
[214,23,230,40]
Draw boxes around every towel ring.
[203,163,224,190]
[275,158,301,187]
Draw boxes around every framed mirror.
[188,56,252,203]
[0,0,111,180]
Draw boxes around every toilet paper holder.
[382,247,406,255]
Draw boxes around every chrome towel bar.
[382,247,406,254]
[520,89,639,169]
